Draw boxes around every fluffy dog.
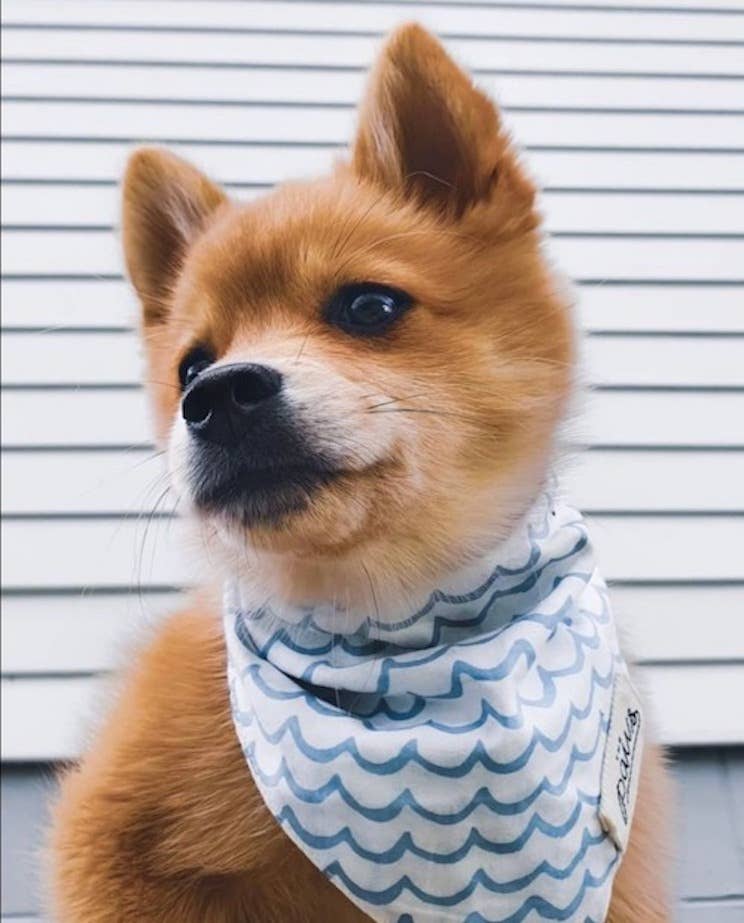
[50,24,671,922]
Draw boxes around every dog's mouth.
[187,450,344,527]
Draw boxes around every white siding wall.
[2,0,743,761]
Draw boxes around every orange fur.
[50,23,672,921]
[50,603,370,922]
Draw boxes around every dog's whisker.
[366,406,483,424]
[141,378,182,392]
[364,392,427,411]
[292,328,312,365]
[134,483,175,600]
[329,187,394,261]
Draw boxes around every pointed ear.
[122,147,227,324]
[352,24,510,216]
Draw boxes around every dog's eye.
[326,283,412,336]
[178,346,214,389]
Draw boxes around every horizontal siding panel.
[5,184,744,235]
[4,229,742,281]
[4,1,743,40]
[1,141,335,185]
[1,280,137,328]
[1,591,180,674]
[1,675,106,761]
[1,449,166,515]
[5,662,741,760]
[4,389,742,448]
[587,514,744,581]
[579,391,744,447]
[564,450,744,512]
[5,142,743,191]
[585,336,744,387]
[5,449,743,516]
[642,665,744,745]
[5,63,744,112]
[606,585,744,663]
[3,279,743,333]
[3,515,742,589]
[1,518,190,590]
[678,902,744,923]
[5,100,744,149]
[575,285,744,333]
[1,332,137,385]
[492,0,744,7]
[489,0,744,7]
[1,390,147,446]
[3,585,741,676]
[1,331,142,385]
[1,389,154,446]
[501,0,744,6]
[5,330,744,388]
[4,29,743,76]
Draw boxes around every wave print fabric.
[224,497,628,921]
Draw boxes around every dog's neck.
[218,472,554,632]
[228,493,549,637]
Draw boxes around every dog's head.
[123,24,574,615]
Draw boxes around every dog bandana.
[224,495,643,922]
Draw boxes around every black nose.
[182,363,283,446]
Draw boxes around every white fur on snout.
[221,335,406,472]
[280,359,401,470]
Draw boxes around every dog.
[49,24,672,922]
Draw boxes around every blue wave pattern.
[224,497,624,921]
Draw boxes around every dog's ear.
[122,148,227,324]
[352,23,513,217]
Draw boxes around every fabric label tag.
[599,670,644,852]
